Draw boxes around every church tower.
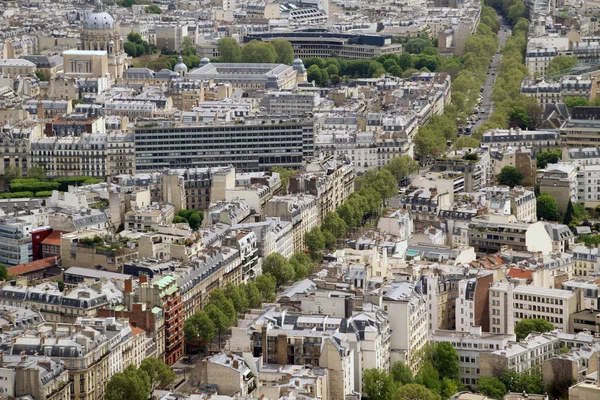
[79,0,127,78]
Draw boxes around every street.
[471,18,511,132]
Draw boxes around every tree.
[0,264,8,281]
[123,42,138,57]
[537,193,560,221]
[546,55,578,75]
[208,289,236,324]
[272,167,296,195]
[497,166,523,187]
[242,40,277,64]
[415,361,441,395]
[393,384,441,400]
[245,282,262,308]
[271,39,294,64]
[322,212,347,239]
[564,96,590,111]
[514,318,554,340]
[28,165,46,181]
[323,230,337,251]
[4,165,22,183]
[106,365,151,400]
[508,105,529,129]
[255,273,277,303]
[390,361,413,385]
[176,209,203,230]
[290,251,312,281]
[184,310,215,347]
[363,368,397,400]
[536,149,561,168]
[404,38,432,54]
[217,37,242,62]
[205,304,231,347]
[305,227,325,259]
[225,283,249,313]
[384,155,419,182]
[140,357,176,391]
[454,136,480,149]
[262,253,295,286]
[563,200,575,226]
[478,376,507,398]
[35,70,48,81]
[432,342,460,381]
[507,1,526,24]
[181,37,196,56]
[187,213,202,230]
[441,377,458,399]
[145,4,162,13]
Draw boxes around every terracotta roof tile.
[41,231,66,246]
[508,268,533,280]
[7,256,60,276]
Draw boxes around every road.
[471,18,512,132]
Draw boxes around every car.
[492,72,495,75]
[480,108,486,113]
[486,71,490,74]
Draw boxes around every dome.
[292,58,306,74]
[83,12,115,30]
[200,57,210,66]
[174,56,188,73]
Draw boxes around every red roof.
[41,231,65,246]
[507,268,533,280]
[7,256,60,277]
[131,326,145,338]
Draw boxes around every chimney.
[124,279,133,293]
[139,275,148,284]
[37,100,43,119]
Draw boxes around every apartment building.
[260,91,320,116]
[0,123,38,181]
[431,148,491,192]
[468,215,553,256]
[0,217,32,266]
[379,282,428,372]
[455,272,495,333]
[572,245,600,277]
[480,128,561,152]
[135,275,184,365]
[1,353,71,400]
[488,282,581,334]
[134,119,315,172]
[560,107,600,148]
[264,194,319,253]
[480,331,560,376]
[479,186,537,223]
[289,156,355,223]
[521,76,592,105]
[539,162,579,213]
[422,275,460,332]
[431,327,515,387]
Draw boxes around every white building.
[431,327,515,387]
[379,282,428,373]
[489,282,580,334]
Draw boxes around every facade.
[572,245,600,276]
[380,282,428,372]
[521,76,592,105]
[480,128,561,152]
[244,31,403,60]
[187,62,299,90]
[539,162,579,213]
[264,194,319,253]
[468,216,553,256]
[134,119,315,172]
[560,107,600,148]
[0,217,32,266]
[489,282,581,335]
[78,8,127,78]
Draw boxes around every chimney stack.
[139,275,148,284]
[124,279,133,293]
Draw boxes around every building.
[572,245,600,277]
[521,76,592,106]
[455,273,495,333]
[379,282,428,372]
[77,5,127,78]
[0,217,32,266]
[187,61,299,90]
[243,31,403,60]
[431,327,515,387]
[264,194,319,253]
[480,128,561,152]
[560,107,600,148]
[134,119,315,172]
[431,149,490,192]
[468,215,553,256]
[136,275,184,365]
[260,91,320,116]
[488,282,581,334]
[539,162,579,213]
